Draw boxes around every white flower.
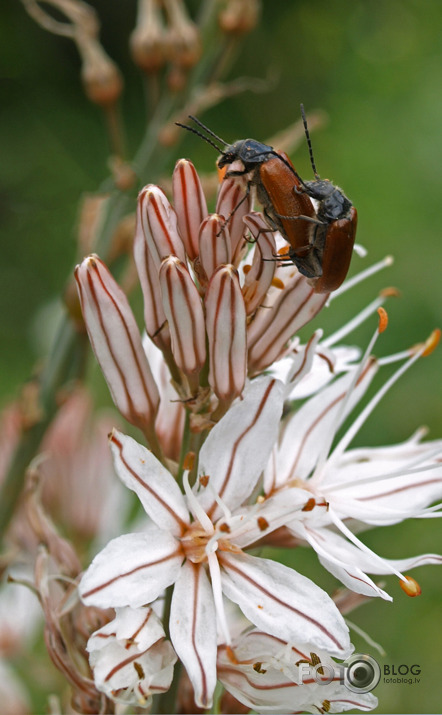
[264,323,442,599]
[80,377,352,708]
[218,628,378,714]
[87,606,176,707]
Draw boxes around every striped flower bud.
[75,255,160,437]
[133,217,171,350]
[215,177,251,264]
[136,185,187,270]
[205,265,247,401]
[198,214,232,282]
[247,270,328,373]
[172,159,208,260]
[242,213,276,315]
[158,256,206,377]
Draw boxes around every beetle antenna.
[188,116,228,146]
[175,121,225,154]
[300,103,320,179]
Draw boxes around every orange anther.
[399,575,421,597]
[183,451,195,471]
[377,306,388,333]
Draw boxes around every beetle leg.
[216,183,251,236]
[274,212,324,225]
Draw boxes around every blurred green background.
[1,1,441,713]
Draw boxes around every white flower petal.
[228,488,313,549]
[195,377,285,518]
[88,606,165,654]
[169,561,217,709]
[270,360,378,491]
[291,525,392,600]
[220,553,351,658]
[80,528,183,608]
[110,430,189,536]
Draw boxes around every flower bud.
[218,0,260,35]
[163,0,201,68]
[134,217,171,350]
[216,178,251,263]
[172,159,208,260]
[159,256,206,376]
[137,185,187,269]
[130,0,168,73]
[241,213,276,315]
[247,271,328,373]
[205,265,247,400]
[78,37,123,107]
[198,214,232,282]
[75,255,160,435]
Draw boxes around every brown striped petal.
[133,215,171,349]
[241,212,276,315]
[216,177,251,264]
[172,159,208,260]
[136,184,187,269]
[247,272,328,373]
[159,256,206,376]
[205,265,247,401]
[198,214,232,282]
[75,255,160,434]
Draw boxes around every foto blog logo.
[297,654,381,694]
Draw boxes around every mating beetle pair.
[177,105,357,294]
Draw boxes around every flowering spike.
[205,265,247,401]
[377,306,388,333]
[75,256,160,439]
[173,159,208,260]
[400,575,421,597]
[198,214,232,281]
[137,185,187,270]
[159,256,206,377]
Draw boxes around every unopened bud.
[198,214,232,282]
[136,185,187,269]
[242,213,276,315]
[248,274,328,373]
[78,36,123,107]
[216,178,251,263]
[205,265,247,400]
[75,255,160,435]
[159,255,206,376]
[172,159,208,260]
[163,0,201,68]
[130,0,168,73]
[218,0,260,35]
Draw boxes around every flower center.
[181,523,211,563]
